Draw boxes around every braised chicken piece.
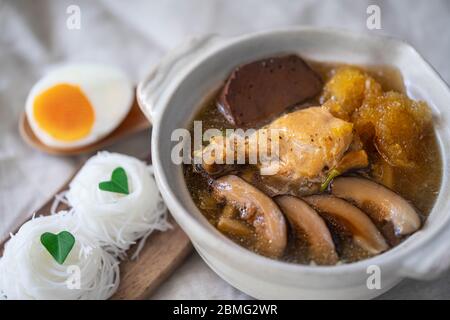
[200,106,354,196]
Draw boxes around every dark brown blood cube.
[218,55,322,127]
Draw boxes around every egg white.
[25,63,133,149]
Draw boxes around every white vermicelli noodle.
[65,152,171,257]
[0,212,119,300]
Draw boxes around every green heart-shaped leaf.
[40,231,75,265]
[98,167,129,195]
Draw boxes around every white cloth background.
[1,0,449,299]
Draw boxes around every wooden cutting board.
[0,159,193,300]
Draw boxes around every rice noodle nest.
[65,152,170,256]
[0,212,119,300]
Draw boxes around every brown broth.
[183,60,442,265]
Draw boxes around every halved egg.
[25,64,133,149]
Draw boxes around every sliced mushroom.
[221,204,238,218]
[304,195,388,254]
[331,177,421,236]
[213,175,287,258]
[217,216,253,238]
[275,195,338,265]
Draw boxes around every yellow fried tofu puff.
[321,67,382,121]
[353,91,432,168]
[322,67,432,169]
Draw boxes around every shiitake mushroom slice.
[275,195,339,265]
[217,216,253,238]
[213,175,287,258]
[304,195,389,255]
[331,177,421,237]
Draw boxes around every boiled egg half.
[25,64,133,149]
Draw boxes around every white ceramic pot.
[137,28,450,299]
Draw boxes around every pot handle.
[399,226,450,280]
[137,34,222,123]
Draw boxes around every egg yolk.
[33,84,95,142]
